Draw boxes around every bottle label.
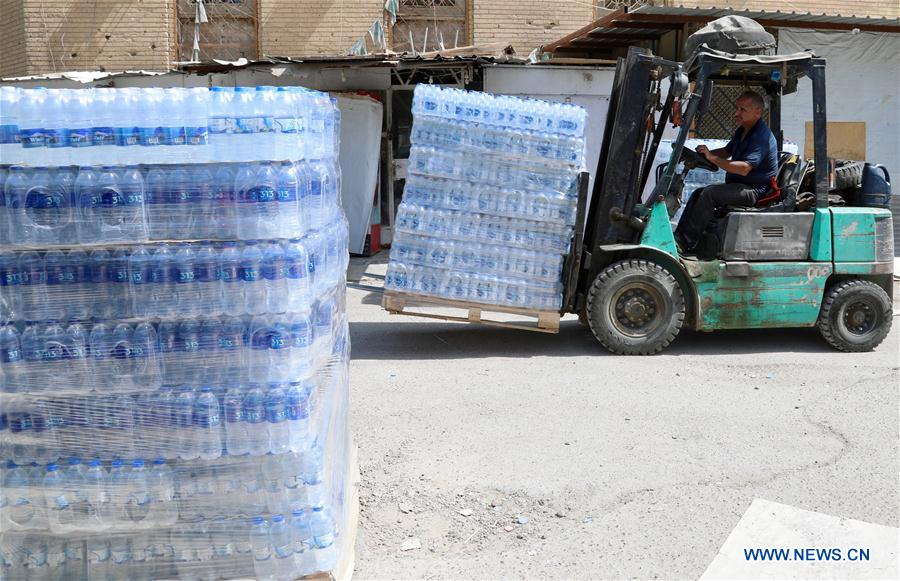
[131,267,148,285]
[268,331,287,350]
[286,259,306,280]
[0,124,18,144]
[25,188,64,211]
[115,127,141,146]
[69,128,94,147]
[52,494,70,509]
[172,188,193,204]
[261,260,285,281]
[209,117,232,135]
[291,327,310,348]
[195,262,217,282]
[277,185,297,202]
[150,263,172,284]
[218,332,241,350]
[164,126,187,146]
[187,126,209,145]
[195,410,221,428]
[244,407,264,424]
[240,265,260,282]
[274,544,292,559]
[253,548,271,562]
[139,127,165,146]
[225,400,243,423]
[253,186,277,204]
[176,266,195,284]
[44,128,69,148]
[19,128,45,148]
[182,337,200,353]
[235,116,263,134]
[285,401,308,421]
[260,116,275,133]
[93,127,115,147]
[313,533,335,549]
[266,405,287,423]
[0,347,22,363]
[275,117,298,134]
[218,263,239,283]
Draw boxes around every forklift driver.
[674,91,778,253]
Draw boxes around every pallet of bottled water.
[384,85,587,312]
[0,86,355,581]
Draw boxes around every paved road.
[347,258,899,580]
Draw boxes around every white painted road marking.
[700,499,899,580]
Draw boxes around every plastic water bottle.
[145,166,168,240]
[0,254,22,324]
[167,165,193,239]
[250,516,275,581]
[288,311,312,378]
[174,388,199,460]
[256,87,277,161]
[174,244,199,316]
[0,86,21,164]
[18,88,47,165]
[85,458,111,531]
[208,87,233,160]
[2,461,38,530]
[241,242,266,315]
[220,316,246,381]
[285,381,311,453]
[265,383,289,454]
[284,239,310,312]
[129,245,154,318]
[63,457,89,526]
[148,458,177,526]
[262,241,287,314]
[270,513,293,579]
[310,506,337,570]
[234,164,257,239]
[290,508,314,574]
[212,163,237,238]
[87,536,111,580]
[191,165,215,238]
[219,242,243,315]
[233,87,259,162]
[124,459,151,528]
[243,383,269,456]
[277,161,300,237]
[131,322,160,389]
[92,88,117,165]
[194,243,221,314]
[109,247,131,319]
[254,162,281,240]
[42,89,68,166]
[44,462,76,533]
[151,388,177,459]
[112,88,141,165]
[224,385,249,456]
[195,386,223,460]
[108,533,131,580]
[0,325,24,393]
[73,165,100,243]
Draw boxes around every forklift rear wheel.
[586,260,685,355]
[817,280,893,352]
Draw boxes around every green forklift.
[561,35,894,354]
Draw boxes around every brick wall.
[0,0,176,78]
[258,0,383,56]
[673,0,899,19]
[0,0,28,77]
[471,1,595,53]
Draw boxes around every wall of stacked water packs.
[384,85,587,311]
[0,86,352,580]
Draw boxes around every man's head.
[734,91,764,129]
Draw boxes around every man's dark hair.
[738,90,765,111]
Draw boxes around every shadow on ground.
[349,316,834,360]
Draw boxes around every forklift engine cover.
[685,16,776,57]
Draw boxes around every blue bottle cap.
[68,457,81,465]
[291,508,304,517]
[210,87,228,92]
[272,514,284,523]
[88,459,102,468]
[131,459,144,468]
[252,516,265,525]
[6,460,17,468]
[111,459,124,468]
[235,87,252,93]
[46,463,59,471]
[153,458,166,465]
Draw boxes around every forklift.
[560,39,894,354]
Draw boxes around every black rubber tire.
[586,259,685,355]
[817,280,893,352]
[833,160,865,190]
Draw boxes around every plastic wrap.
[385,85,587,311]
[0,86,352,581]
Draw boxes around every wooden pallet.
[382,291,561,334]
[304,443,359,581]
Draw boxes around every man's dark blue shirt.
[723,118,778,194]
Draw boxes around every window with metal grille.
[695,85,770,140]
[392,0,468,53]
[177,0,259,63]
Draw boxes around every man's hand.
[696,145,713,160]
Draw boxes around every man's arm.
[696,144,752,175]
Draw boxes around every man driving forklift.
[674,91,778,253]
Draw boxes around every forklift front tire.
[586,260,685,355]
[817,280,893,352]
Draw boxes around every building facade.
[1,0,898,78]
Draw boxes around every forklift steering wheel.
[680,147,719,172]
